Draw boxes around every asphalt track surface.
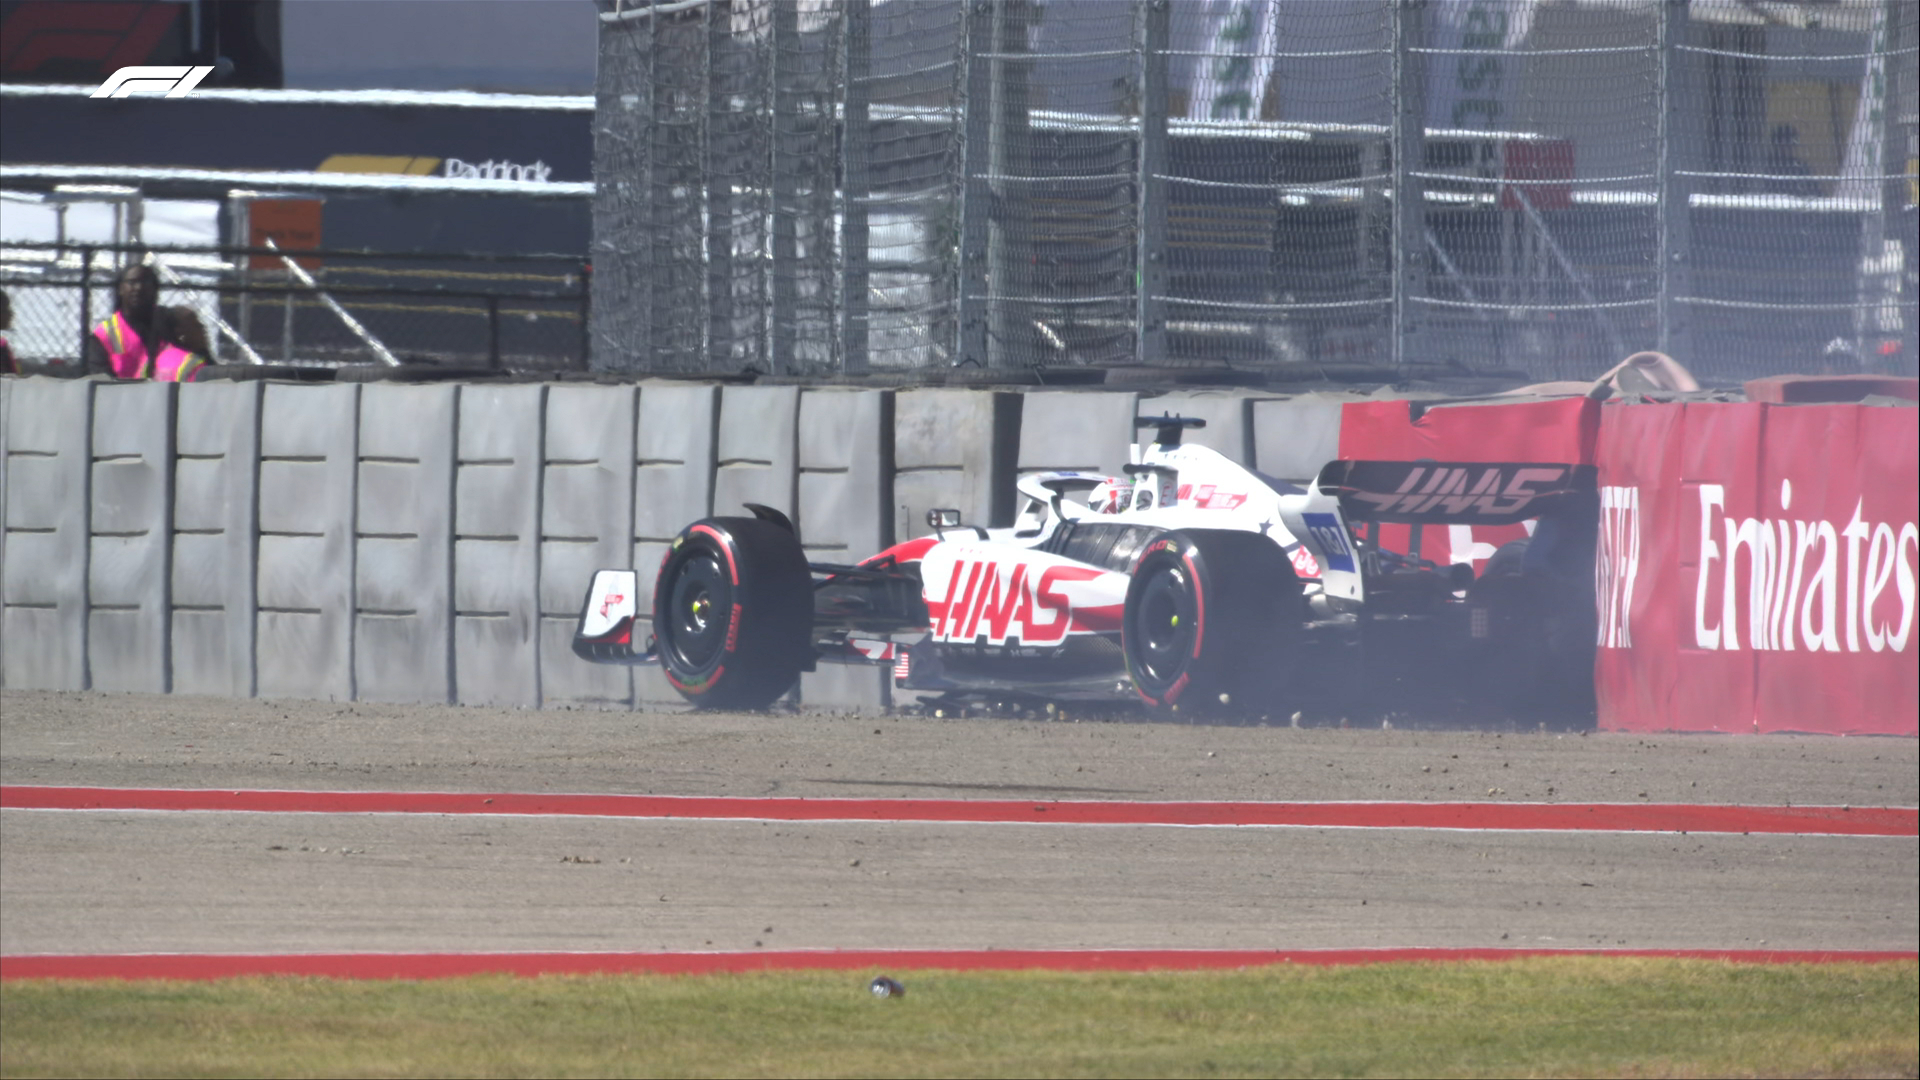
[1,690,1915,968]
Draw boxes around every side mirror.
[927,508,963,530]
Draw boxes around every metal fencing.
[590,0,1917,384]
[0,243,591,373]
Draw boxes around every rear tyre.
[1466,537,1595,715]
[654,517,812,710]
[1122,529,1303,714]
[1480,537,1530,578]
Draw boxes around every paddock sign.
[245,199,323,271]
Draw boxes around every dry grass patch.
[1,957,1914,1078]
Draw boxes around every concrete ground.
[2,690,1914,956]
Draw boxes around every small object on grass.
[869,976,905,999]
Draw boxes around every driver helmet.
[1088,477,1134,514]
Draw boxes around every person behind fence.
[85,263,167,379]
[153,305,211,383]
[84,266,208,382]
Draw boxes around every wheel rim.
[1130,563,1193,687]
[665,551,730,671]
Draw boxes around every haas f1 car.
[575,415,1599,714]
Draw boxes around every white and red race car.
[574,415,1598,714]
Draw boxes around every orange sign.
[246,199,323,270]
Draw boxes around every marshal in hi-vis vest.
[92,313,204,382]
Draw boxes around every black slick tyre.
[1480,537,1530,578]
[1122,529,1303,714]
[1466,537,1595,715]
[653,516,812,710]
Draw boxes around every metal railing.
[0,242,591,374]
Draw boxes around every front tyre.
[1123,529,1303,714]
[654,517,812,710]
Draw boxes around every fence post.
[705,0,732,373]
[1136,0,1169,367]
[230,200,252,359]
[588,3,652,371]
[578,261,592,370]
[958,0,993,370]
[280,276,295,363]
[770,0,797,377]
[841,0,872,375]
[1851,0,1896,367]
[987,0,1034,370]
[487,295,501,368]
[1390,0,1428,371]
[633,8,655,373]
[77,246,94,367]
[1656,0,1694,365]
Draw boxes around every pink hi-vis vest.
[92,311,151,379]
[91,314,204,382]
[153,344,206,383]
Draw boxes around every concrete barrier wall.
[171,382,260,698]
[89,382,174,694]
[2,379,91,690]
[1251,394,1348,483]
[713,385,799,519]
[0,381,6,679]
[1018,390,1139,477]
[356,384,455,704]
[0,377,1350,709]
[453,384,544,708]
[256,383,358,701]
[894,389,1019,537]
[539,384,635,708]
[798,389,892,711]
[631,382,718,705]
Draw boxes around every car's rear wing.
[1315,460,1596,525]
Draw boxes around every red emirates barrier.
[1594,402,1917,734]
[1337,396,1917,734]
[1338,397,1600,464]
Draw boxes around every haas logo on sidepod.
[928,560,1120,645]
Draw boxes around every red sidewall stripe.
[2,786,1913,836]
[3,948,1912,982]
[1183,552,1205,660]
[688,524,739,586]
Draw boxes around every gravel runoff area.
[2,690,1914,957]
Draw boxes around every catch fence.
[590,0,1917,384]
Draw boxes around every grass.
[1,958,1914,1079]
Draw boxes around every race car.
[573,414,1598,714]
